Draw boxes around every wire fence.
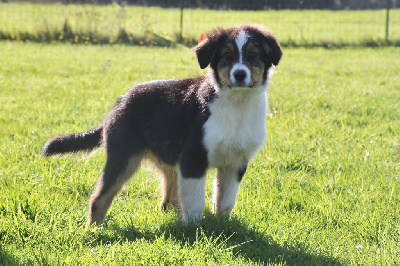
[0,1,399,47]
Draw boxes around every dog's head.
[194,25,282,91]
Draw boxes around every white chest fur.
[203,89,267,169]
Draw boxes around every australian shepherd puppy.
[42,25,282,226]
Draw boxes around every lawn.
[1,3,400,46]
[0,40,399,264]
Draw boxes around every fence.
[175,1,399,46]
[0,1,399,47]
[39,0,399,10]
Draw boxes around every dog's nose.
[233,69,247,82]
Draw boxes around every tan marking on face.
[217,42,237,88]
[243,41,265,87]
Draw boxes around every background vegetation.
[0,3,399,47]
[1,4,399,265]
[11,0,399,10]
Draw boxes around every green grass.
[0,41,399,265]
[1,3,400,46]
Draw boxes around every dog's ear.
[193,27,226,69]
[263,34,283,66]
[262,33,282,66]
[250,25,282,66]
[193,38,216,69]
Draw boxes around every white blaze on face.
[230,30,251,86]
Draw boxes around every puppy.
[42,25,282,225]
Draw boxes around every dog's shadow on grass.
[90,211,341,265]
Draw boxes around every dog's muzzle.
[230,64,251,87]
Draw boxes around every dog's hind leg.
[145,154,178,211]
[87,153,143,226]
[86,122,145,226]
[159,166,178,211]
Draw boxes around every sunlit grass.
[0,41,399,264]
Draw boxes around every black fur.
[42,127,102,156]
[43,77,215,176]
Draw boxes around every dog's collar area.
[229,85,265,93]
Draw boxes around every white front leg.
[178,171,206,225]
[213,168,242,218]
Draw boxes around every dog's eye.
[223,51,233,59]
[248,51,258,59]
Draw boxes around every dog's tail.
[41,126,103,157]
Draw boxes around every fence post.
[385,0,390,42]
[179,0,185,42]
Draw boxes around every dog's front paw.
[182,210,203,225]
